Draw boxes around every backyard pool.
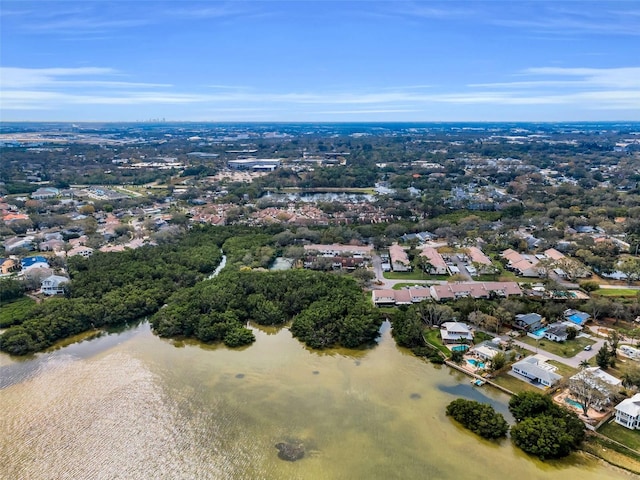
[567,314,584,325]
[451,345,469,352]
[532,327,548,337]
[564,398,585,410]
[467,359,486,369]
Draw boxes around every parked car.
[584,345,592,351]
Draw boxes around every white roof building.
[615,393,640,430]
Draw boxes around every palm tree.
[579,359,591,369]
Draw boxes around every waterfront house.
[41,274,69,295]
[511,356,561,387]
[440,322,474,344]
[615,393,640,430]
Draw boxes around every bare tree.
[569,370,614,417]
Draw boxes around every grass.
[383,271,447,280]
[595,288,639,297]
[392,282,431,290]
[490,372,542,394]
[423,328,451,355]
[518,335,596,358]
[582,434,640,475]
[547,360,579,378]
[598,420,640,452]
[0,296,36,328]
[473,331,494,343]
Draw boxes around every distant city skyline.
[1,0,639,122]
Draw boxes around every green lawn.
[595,288,639,297]
[0,296,36,328]
[547,360,578,378]
[518,335,596,358]
[423,328,451,355]
[473,331,494,343]
[490,372,541,394]
[392,282,425,290]
[598,419,640,452]
[384,271,449,280]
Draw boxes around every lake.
[0,321,628,479]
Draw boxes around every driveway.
[510,334,607,369]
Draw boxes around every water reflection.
[0,321,628,479]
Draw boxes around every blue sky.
[1,0,639,122]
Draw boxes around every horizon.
[1,1,639,122]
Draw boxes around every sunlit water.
[0,322,630,479]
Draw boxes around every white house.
[41,274,69,295]
[544,322,569,342]
[511,356,562,387]
[440,322,474,344]
[615,393,640,430]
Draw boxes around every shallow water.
[0,321,629,479]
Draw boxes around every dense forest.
[0,226,229,355]
[152,269,382,348]
[0,225,382,355]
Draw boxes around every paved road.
[509,334,606,369]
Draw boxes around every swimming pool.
[532,327,548,337]
[564,398,584,410]
[567,314,584,325]
[451,345,469,352]
[467,359,485,369]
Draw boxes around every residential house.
[0,257,18,274]
[39,239,65,253]
[544,322,569,342]
[511,356,562,387]
[570,367,621,410]
[3,236,35,252]
[41,274,69,295]
[615,393,640,430]
[31,187,59,200]
[21,256,50,271]
[389,243,411,272]
[471,340,502,361]
[67,246,94,259]
[466,246,493,274]
[429,281,522,301]
[372,290,397,306]
[440,322,474,344]
[514,313,544,332]
[564,309,591,327]
[501,249,542,277]
[371,287,432,306]
[419,246,448,275]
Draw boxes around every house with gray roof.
[544,322,569,342]
[41,274,69,295]
[515,313,544,332]
[511,356,562,387]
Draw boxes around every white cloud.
[2,65,639,119]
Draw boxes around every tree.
[412,302,454,327]
[579,359,591,369]
[569,369,613,417]
[511,415,577,460]
[445,399,509,439]
[490,352,506,371]
[608,330,621,357]
[618,257,640,285]
[566,326,577,340]
[595,343,613,369]
[508,391,585,459]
